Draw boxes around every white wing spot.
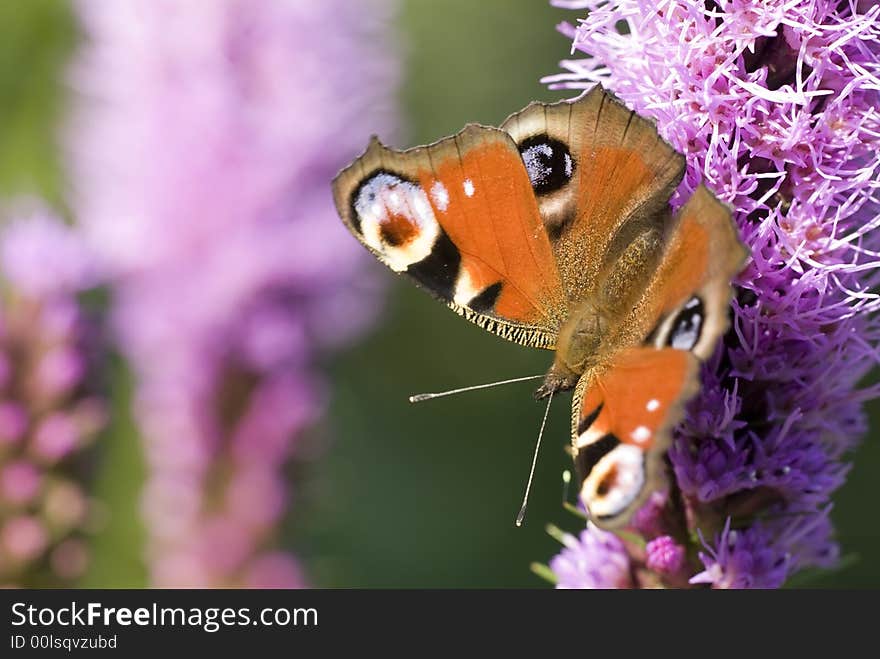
[463,179,475,197]
[646,399,660,412]
[631,426,652,444]
[430,181,449,212]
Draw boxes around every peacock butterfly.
[331,85,747,529]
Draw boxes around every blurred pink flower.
[0,204,106,586]
[0,202,100,299]
[549,525,633,589]
[71,0,399,587]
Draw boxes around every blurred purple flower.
[549,525,633,589]
[71,0,399,587]
[0,204,99,299]
[545,1,880,588]
[0,204,106,586]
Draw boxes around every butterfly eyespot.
[667,296,704,351]
[581,444,645,520]
[351,170,441,272]
[379,215,418,247]
[595,466,617,497]
[518,135,575,196]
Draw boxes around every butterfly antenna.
[561,469,571,505]
[408,374,544,403]
[515,391,554,527]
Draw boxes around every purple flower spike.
[630,490,669,538]
[71,0,399,587]
[32,413,81,463]
[0,207,106,586]
[543,1,880,588]
[1,516,49,563]
[0,202,100,298]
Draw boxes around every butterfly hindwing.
[641,185,749,359]
[572,347,699,528]
[332,126,567,349]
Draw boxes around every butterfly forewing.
[332,127,567,349]
[502,86,687,305]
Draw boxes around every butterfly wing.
[571,347,699,527]
[332,126,567,349]
[501,84,686,305]
[639,185,749,359]
[571,185,747,529]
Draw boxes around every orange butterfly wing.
[572,347,699,526]
[572,185,747,529]
[501,85,686,304]
[332,127,566,348]
[639,185,749,359]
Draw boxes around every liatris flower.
[0,203,106,586]
[644,535,685,575]
[548,524,633,589]
[543,1,880,588]
[70,0,398,586]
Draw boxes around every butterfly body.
[538,220,669,397]
[332,85,747,529]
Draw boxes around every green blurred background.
[2,0,878,588]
